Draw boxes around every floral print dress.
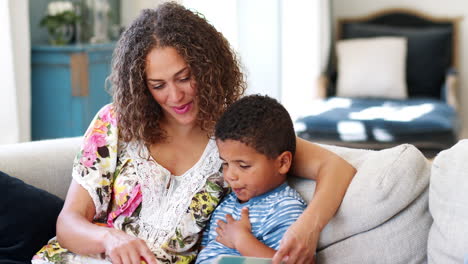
[32,104,228,264]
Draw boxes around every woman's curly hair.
[109,2,246,144]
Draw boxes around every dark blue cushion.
[295,97,458,147]
[0,171,64,263]
[341,23,452,99]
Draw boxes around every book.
[214,255,273,264]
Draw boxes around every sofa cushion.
[428,139,468,264]
[341,23,452,99]
[317,188,431,264]
[288,143,431,263]
[0,137,82,199]
[336,37,408,99]
[0,171,64,263]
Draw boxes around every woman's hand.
[272,212,318,264]
[215,207,252,249]
[103,229,158,264]
[272,138,356,264]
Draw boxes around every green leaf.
[206,181,222,191]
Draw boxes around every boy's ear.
[277,151,293,174]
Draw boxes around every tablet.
[214,255,272,264]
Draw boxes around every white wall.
[121,0,169,27]
[183,0,326,119]
[0,0,30,144]
[332,0,468,138]
[186,0,282,101]
[281,0,327,121]
[0,0,18,144]
[120,1,327,121]
[238,0,281,99]
[12,0,31,142]
[183,0,238,48]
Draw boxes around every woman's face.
[145,46,198,127]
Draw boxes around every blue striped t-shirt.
[196,182,306,264]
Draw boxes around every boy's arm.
[230,231,276,258]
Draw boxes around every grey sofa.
[0,137,466,263]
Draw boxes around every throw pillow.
[342,23,452,99]
[428,139,468,263]
[336,37,408,99]
[0,171,64,263]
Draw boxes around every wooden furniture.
[31,43,114,140]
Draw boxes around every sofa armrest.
[289,143,431,262]
[0,137,82,199]
[316,74,329,99]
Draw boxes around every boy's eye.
[221,162,228,168]
[239,164,251,169]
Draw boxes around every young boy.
[196,95,306,264]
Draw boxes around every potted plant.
[40,1,81,45]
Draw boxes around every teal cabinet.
[31,43,115,140]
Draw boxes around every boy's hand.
[215,207,252,249]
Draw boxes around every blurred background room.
[1,0,467,156]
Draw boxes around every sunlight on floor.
[350,103,434,122]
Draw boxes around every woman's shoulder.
[81,103,120,153]
[95,103,118,125]
[84,103,119,137]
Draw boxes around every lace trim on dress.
[123,139,221,253]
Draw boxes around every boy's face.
[216,139,289,202]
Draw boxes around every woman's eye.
[179,76,190,82]
[152,83,165,90]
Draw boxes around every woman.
[33,2,355,264]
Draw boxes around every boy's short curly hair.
[110,2,246,144]
[215,95,296,159]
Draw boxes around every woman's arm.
[56,180,157,264]
[56,180,106,254]
[272,137,356,264]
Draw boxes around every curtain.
[0,0,31,144]
[170,0,333,120]
[184,0,281,100]
[320,0,332,74]
[280,0,332,121]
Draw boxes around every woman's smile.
[172,102,193,114]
